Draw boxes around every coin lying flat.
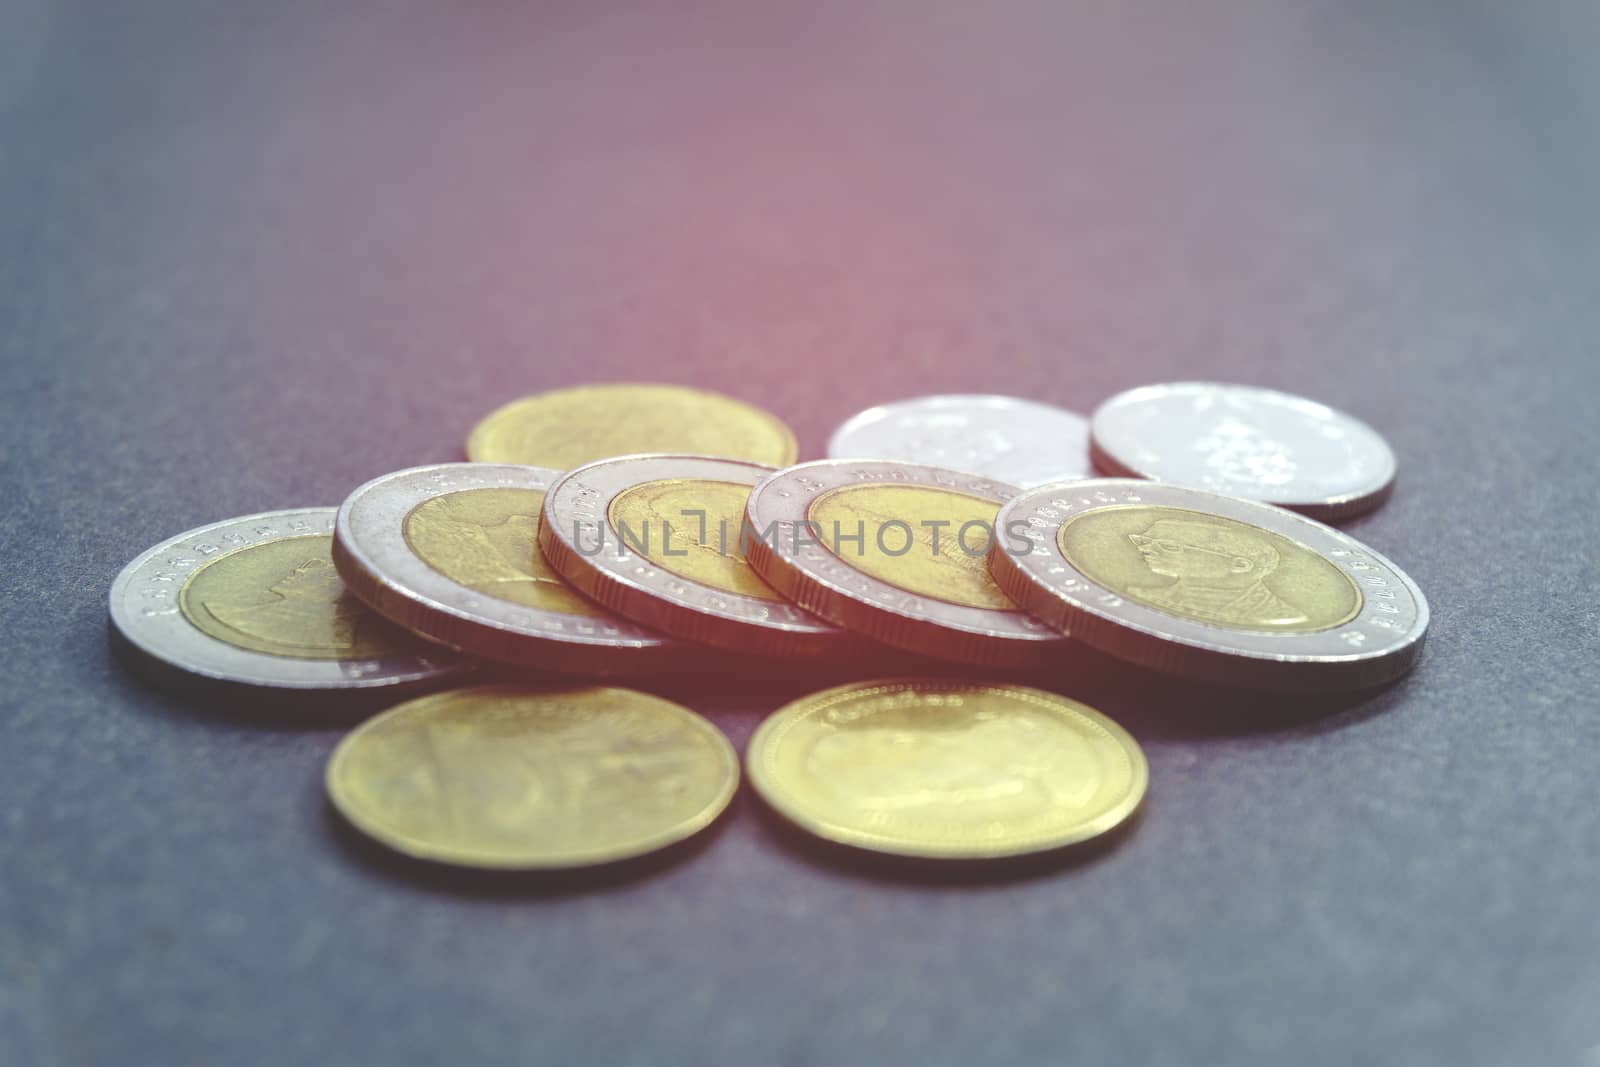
[827,394,1092,486]
[989,479,1428,690]
[747,679,1147,858]
[742,460,1070,667]
[466,383,798,470]
[1089,382,1397,521]
[539,455,858,658]
[326,684,739,868]
[333,463,683,674]
[108,509,465,691]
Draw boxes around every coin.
[108,509,465,691]
[466,383,798,469]
[989,479,1428,690]
[333,463,684,674]
[827,394,1092,486]
[1089,382,1397,520]
[326,684,739,868]
[742,460,1070,667]
[539,455,858,657]
[747,678,1147,858]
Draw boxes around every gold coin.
[747,679,1147,859]
[326,684,739,869]
[466,383,798,469]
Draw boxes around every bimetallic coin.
[466,383,798,469]
[828,394,1092,486]
[333,464,681,674]
[108,509,464,691]
[1089,382,1397,521]
[742,460,1070,668]
[539,455,856,658]
[989,479,1428,690]
[326,684,739,869]
[747,679,1147,859]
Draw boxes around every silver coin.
[108,509,466,691]
[827,394,1092,487]
[743,460,1071,668]
[989,479,1427,690]
[1089,382,1397,520]
[334,464,684,673]
[539,455,858,658]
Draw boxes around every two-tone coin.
[747,679,1147,858]
[828,394,1092,486]
[990,480,1428,690]
[109,509,465,691]
[742,460,1070,667]
[466,383,798,469]
[327,684,739,869]
[539,455,859,658]
[1089,382,1397,521]
[333,463,683,674]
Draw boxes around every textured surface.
[3,2,1598,1065]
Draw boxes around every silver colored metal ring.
[109,508,465,691]
[989,479,1428,690]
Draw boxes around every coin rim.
[745,677,1148,859]
[1088,381,1397,521]
[334,463,682,673]
[107,508,466,690]
[465,381,800,468]
[742,459,1070,667]
[539,454,857,658]
[325,683,741,869]
[988,478,1429,690]
[827,393,1093,485]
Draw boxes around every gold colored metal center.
[1058,504,1362,632]
[179,534,403,659]
[806,484,1016,610]
[403,488,601,617]
[607,478,784,602]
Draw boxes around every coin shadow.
[1010,642,1410,743]
[320,794,731,900]
[745,787,1142,888]
[108,620,469,731]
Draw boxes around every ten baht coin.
[989,479,1428,690]
[333,464,684,674]
[827,393,1092,487]
[466,382,798,470]
[1088,382,1397,521]
[326,684,740,869]
[108,509,465,691]
[538,455,859,658]
[746,678,1147,859]
[741,460,1070,668]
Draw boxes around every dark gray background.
[3,2,1597,1064]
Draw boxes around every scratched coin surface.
[828,394,1092,486]
[108,509,465,690]
[747,679,1147,858]
[743,460,1070,667]
[539,455,858,657]
[466,383,798,469]
[326,684,739,868]
[989,479,1428,690]
[1089,382,1397,521]
[334,464,682,673]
